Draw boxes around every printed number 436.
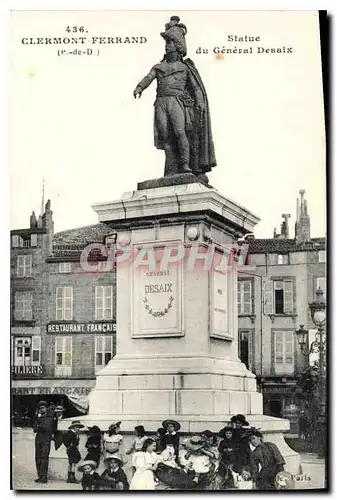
[66,26,86,33]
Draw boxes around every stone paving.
[11,428,326,491]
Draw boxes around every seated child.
[100,455,129,491]
[77,460,100,491]
[126,425,147,455]
[160,435,179,469]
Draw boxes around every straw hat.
[103,454,125,467]
[77,460,97,472]
[184,436,206,451]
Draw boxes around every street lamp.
[295,287,326,457]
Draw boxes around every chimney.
[295,189,311,243]
[42,199,54,254]
[273,228,277,238]
[30,211,37,229]
[281,214,291,239]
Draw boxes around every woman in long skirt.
[130,438,159,490]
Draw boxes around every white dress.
[103,433,123,457]
[130,451,159,490]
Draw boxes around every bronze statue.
[133,16,216,182]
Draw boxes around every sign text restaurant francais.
[47,322,116,333]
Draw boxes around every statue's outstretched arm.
[133,67,157,98]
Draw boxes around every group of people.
[32,401,287,490]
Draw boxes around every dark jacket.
[100,468,129,490]
[33,414,55,441]
[85,434,101,464]
[63,430,81,464]
[81,471,101,491]
[251,442,285,490]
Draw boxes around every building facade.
[238,190,326,432]
[11,203,116,421]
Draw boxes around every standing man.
[249,430,285,490]
[33,400,57,483]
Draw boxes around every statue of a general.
[133,16,216,182]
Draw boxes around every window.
[273,280,294,314]
[56,287,73,320]
[277,254,289,265]
[316,277,326,298]
[14,291,33,321]
[30,234,38,247]
[318,250,326,263]
[237,280,252,314]
[95,336,113,374]
[13,336,41,366]
[16,255,32,277]
[95,286,113,320]
[274,331,294,375]
[59,262,72,273]
[55,336,72,376]
[238,331,251,370]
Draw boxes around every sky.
[9,10,326,239]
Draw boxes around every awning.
[12,379,95,397]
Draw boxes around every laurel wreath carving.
[143,294,174,318]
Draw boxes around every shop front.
[261,378,300,434]
[12,379,96,426]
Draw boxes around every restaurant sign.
[47,322,116,334]
[12,386,93,396]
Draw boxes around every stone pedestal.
[59,182,300,474]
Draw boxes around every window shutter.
[105,286,113,320]
[237,283,241,314]
[95,286,103,320]
[55,336,62,364]
[64,287,73,320]
[12,235,19,247]
[31,234,38,247]
[56,287,63,320]
[18,236,24,247]
[243,281,251,314]
[31,336,41,365]
[64,337,72,366]
[283,281,294,313]
[263,278,274,315]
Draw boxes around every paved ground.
[12,428,326,491]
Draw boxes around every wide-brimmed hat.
[77,460,97,472]
[108,421,121,431]
[162,419,181,431]
[184,436,206,451]
[135,425,145,434]
[218,426,234,438]
[88,425,101,435]
[68,420,85,430]
[55,405,64,412]
[103,454,125,467]
[37,400,48,408]
[230,414,249,426]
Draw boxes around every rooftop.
[248,237,326,254]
